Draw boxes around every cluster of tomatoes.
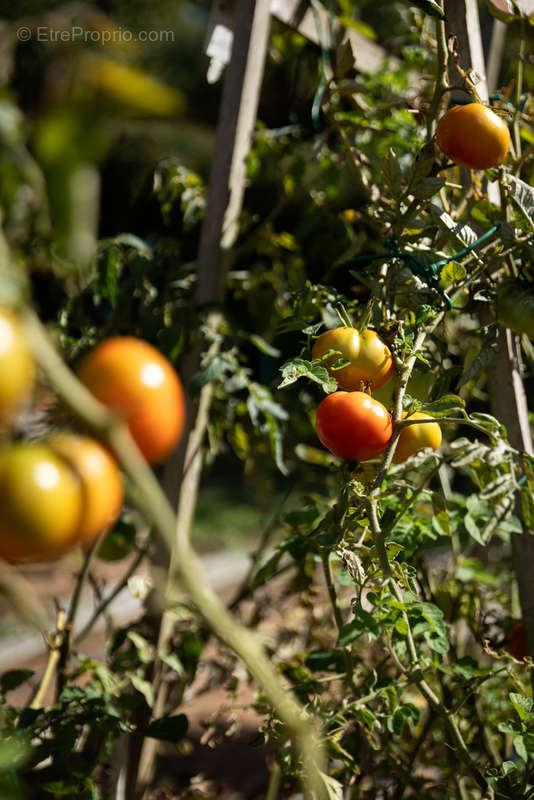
[0,308,185,562]
[311,101,513,465]
[312,326,442,464]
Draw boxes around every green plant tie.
[343,223,501,310]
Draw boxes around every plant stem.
[320,549,355,689]
[514,17,524,168]
[265,760,282,800]
[22,308,327,800]
[75,544,149,644]
[30,609,67,709]
[426,7,449,140]
[56,541,98,699]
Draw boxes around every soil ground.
[0,549,281,799]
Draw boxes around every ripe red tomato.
[315,391,393,462]
[506,621,527,662]
[0,443,83,561]
[312,327,394,391]
[77,337,186,464]
[393,412,442,464]
[436,103,510,170]
[49,433,124,546]
[0,308,36,426]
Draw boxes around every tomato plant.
[372,367,434,408]
[496,279,534,338]
[0,308,35,427]
[393,412,442,463]
[312,327,394,390]
[0,443,82,561]
[315,391,392,461]
[1,2,534,799]
[77,337,185,464]
[48,433,124,547]
[436,103,510,170]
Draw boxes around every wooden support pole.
[445,0,489,102]
[487,330,534,652]
[446,1,534,657]
[134,1,272,795]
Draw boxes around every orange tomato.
[49,433,124,546]
[315,391,393,462]
[77,337,186,464]
[0,443,83,561]
[312,327,394,391]
[0,308,36,426]
[436,103,510,170]
[393,412,442,464]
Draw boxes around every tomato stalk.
[56,540,99,700]
[21,307,328,800]
[29,609,67,710]
[320,549,356,690]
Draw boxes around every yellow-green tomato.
[0,443,83,561]
[48,433,124,547]
[393,412,442,464]
[0,308,36,426]
[312,327,394,391]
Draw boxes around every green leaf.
[249,334,281,358]
[510,693,533,720]
[145,713,188,742]
[411,176,445,199]
[252,551,283,590]
[190,356,228,394]
[406,143,435,191]
[337,608,379,646]
[504,174,534,227]
[0,670,34,694]
[334,39,355,79]
[266,411,288,476]
[0,733,31,772]
[294,444,338,466]
[387,703,420,734]
[112,233,153,257]
[514,734,528,762]
[421,394,465,416]
[278,357,337,393]
[305,649,346,672]
[502,759,518,775]
[395,618,409,635]
[479,474,515,500]
[127,632,155,664]
[464,513,484,545]
[317,771,344,800]
[382,149,403,198]
[130,675,154,708]
[498,721,524,735]
[404,0,445,18]
[458,339,499,389]
[440,261,466,285]
[453,656,478,680]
